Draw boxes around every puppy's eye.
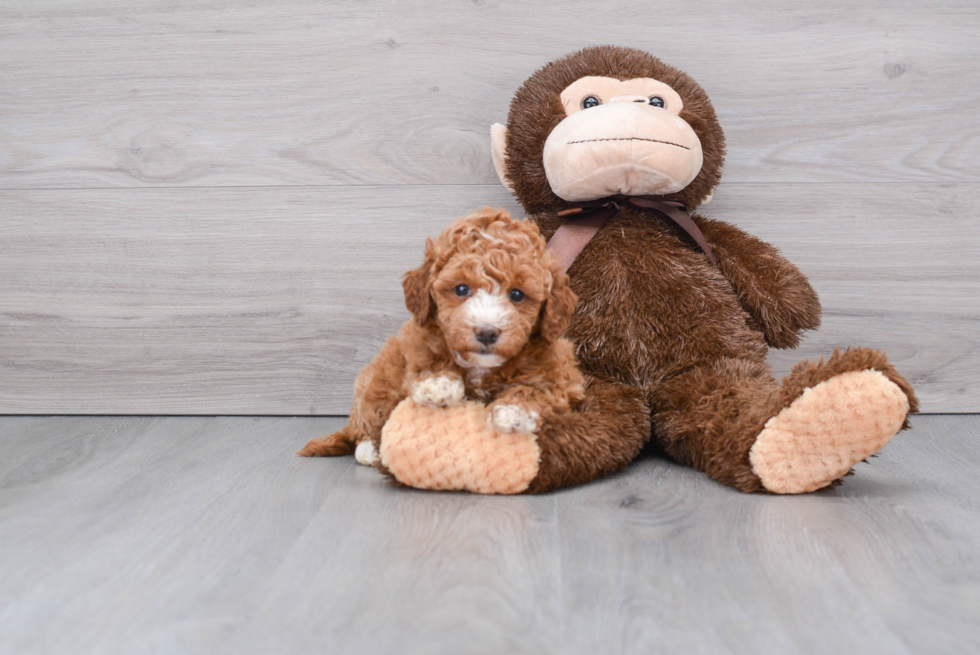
[581,96,600,109]
[648,96,665,108]
[508,289,526,303]
[453,284,470,297]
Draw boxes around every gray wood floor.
[2,0,978,414]
[1,415,978,654]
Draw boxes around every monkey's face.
[543,76,703,201]
[491,46,726,214]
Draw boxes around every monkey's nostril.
[474,326,500,345]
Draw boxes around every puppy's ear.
[402,239,435,325]
[540,271,577,341]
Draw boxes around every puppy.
[298,207,584,466]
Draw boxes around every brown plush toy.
[486,45,918,494]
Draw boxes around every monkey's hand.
[693,215,822,349]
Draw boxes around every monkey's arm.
[693,215,821,349]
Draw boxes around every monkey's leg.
[525,376,651,493]
[298,337,407,464]
[650,349,917,493]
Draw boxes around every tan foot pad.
[380,399,540,495]
[750,370,910,494]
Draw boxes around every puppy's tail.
[297,426,358,457]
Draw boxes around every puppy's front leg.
[410,372,465,408]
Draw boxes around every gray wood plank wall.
[1,0,978,414]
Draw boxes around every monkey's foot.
[380,399,540,494]
[749,369,910,494]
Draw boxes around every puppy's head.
[403,208,576,368]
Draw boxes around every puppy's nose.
[474,326,500,345]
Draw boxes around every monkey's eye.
[648,96,666,108]
[581,96,601,109]
[508,289,526,303]
[453,284,470,297]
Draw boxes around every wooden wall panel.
[0,0,976,413]
[0,1,977,188]
[1,184,975,413]
[0,187,517,414]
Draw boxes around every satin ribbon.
[547,196,717,274]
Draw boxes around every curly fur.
[298,208,586,459]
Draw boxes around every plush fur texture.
[493,45,918,493]
[750,369,911,493]
[542,76,704,200]
[380,399,542,495]
[503,47,726,214]
[524,374,650,493]
[372,375,650,494]
[300,208,650,493]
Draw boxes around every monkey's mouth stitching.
[567,137,691,151]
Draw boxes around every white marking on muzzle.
[469,353,505,368]
[452,350,504,371]
[464,289,510,329]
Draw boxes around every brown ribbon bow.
[547,196,717,274]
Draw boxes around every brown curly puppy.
[298,207,585,466]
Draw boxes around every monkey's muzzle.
[543,102,704,202]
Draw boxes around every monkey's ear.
[700,189,714,206]
[402,241,435,325]
[540,272,577,342]
[490,123,515,192]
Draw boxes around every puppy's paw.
[411,375,465,408]
[489,403,540,434]
[354,441,378,467]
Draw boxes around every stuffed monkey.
[489,46,917,493]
